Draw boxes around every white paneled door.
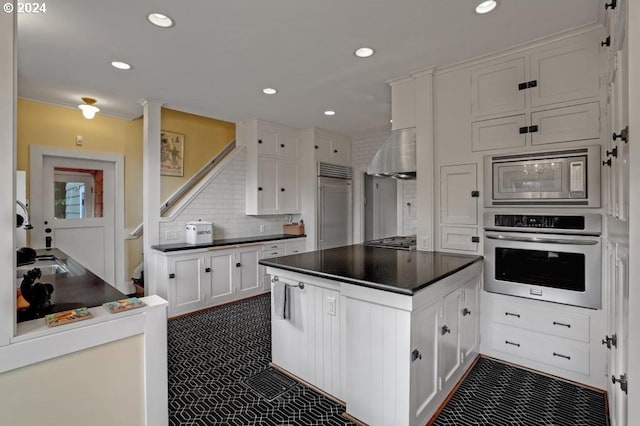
[40,156,116,284]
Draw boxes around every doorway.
[30,146,125,289]
[363,174,397,240]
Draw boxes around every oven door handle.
[485,235,599,245]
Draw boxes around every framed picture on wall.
[160,131,184,177]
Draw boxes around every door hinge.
[528,125,539,133]
[527,80,537,89]
[605,0,617,10]
[518,82,528,91]
[471,190,480,198]
[519,126,529,134]
[601,35,611,47]
[471,236,480,243]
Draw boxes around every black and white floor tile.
[431,357,608,426]
[169,294,608,426]
[168,294,353,425]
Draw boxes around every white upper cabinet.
[469,29,604,149]
[529,33,601,108]
[313,129,351,166]
[241,120,302,215]
[440,164,478,225]
[471,58,526,117]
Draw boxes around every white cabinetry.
[312,129,351,166]
[242,120,301,215]
[259,238,307,289]
[439,164,479,252]
[470,29,604,151]
[155,244,264,317]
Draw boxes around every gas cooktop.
[362,235,417,251]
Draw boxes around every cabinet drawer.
[262,249,285,259]
[492,299,590,343]
[263,242,285,251]
[285,240,306,255]
[492,325,589,375]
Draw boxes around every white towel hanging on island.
[273,281,289,320]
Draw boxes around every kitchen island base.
[266,259,482,426]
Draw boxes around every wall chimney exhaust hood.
[367,127,416,179]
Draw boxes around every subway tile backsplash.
[159,149,300,243]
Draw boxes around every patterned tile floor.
[168,294,353,425]
[431,357,608,426]
[169,294,608,426]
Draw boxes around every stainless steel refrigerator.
[317,163,353,250]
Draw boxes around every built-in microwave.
[484,146,600,207]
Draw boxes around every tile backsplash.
[159,149,299,243]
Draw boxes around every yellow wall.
[0,335,145,426]
[160,107,235,202]
[17,99,235,279]
[17,98,143,279]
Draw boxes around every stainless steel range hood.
[367,127,416,180]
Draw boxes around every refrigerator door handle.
[318,186,324,242]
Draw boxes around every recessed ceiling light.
[475,0,498,14]
[262,88,277,95]
[111,61,132,70]
[148,12,174,28]
[324,110,336,116]
[354,47,375,58]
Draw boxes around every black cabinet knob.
[603,158,612,167]
[605,0,617,10]
[462,308,471,316]
[601,35,611,47]
[236,262,242,268]
[613,126,628,143]
[281,188,285,192]
[169,273,175,279]
[606,147,618,158]
[205,267,211,273]
[280,143,285,148]
[333,149,338,153]
[314,145,318,149]
[441,325,451,335]
[258,187,263,191]
[258,139,262,144]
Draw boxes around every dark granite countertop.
[152,234,306,252]
[17,248,126,323]
[259,245,482,295]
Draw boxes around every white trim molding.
[29,145,127,292]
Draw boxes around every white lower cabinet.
[267,259,482,426]
[157,245,263,317]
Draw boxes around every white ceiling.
[17,0,601,137]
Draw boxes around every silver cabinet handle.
[486,235,599,245]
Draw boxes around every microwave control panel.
[494,215,585,230]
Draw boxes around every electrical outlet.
[259,225,265,233]
[165,230,180,240]
[76,136,83,146]
[327,297,336,316]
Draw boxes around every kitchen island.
[260,245,482,426]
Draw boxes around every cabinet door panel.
[257,128,278,156]
[441,289,462,385]
[207,251,234,304]
[258,158,278,213]
[314,134,332,162]
[472,114,527,151]
[237,248,260,293]
[277,132,299,159]
[440,226,478,252]
[460,277,480,360]
[330,138,351,164]
[277,161,300,213]
[170,256,203,315]
[440,164,478,225]
[529,36,601,107]
[531,102,600,146]
[471,57,526,117]
[411,301,440,423]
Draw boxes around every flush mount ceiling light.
[324,110,336,116]
[262,87,277,95]
[111,61,132,70]
[475,0,498,14]
[78,97,99,119]
[354,47,375,58]
[147,12,174,28]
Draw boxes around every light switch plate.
[165,230,180,240]
[327,297,336,316]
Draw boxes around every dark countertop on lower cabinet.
[151,233,306,252]
[259,245,483,295]
[17,248,126,323]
